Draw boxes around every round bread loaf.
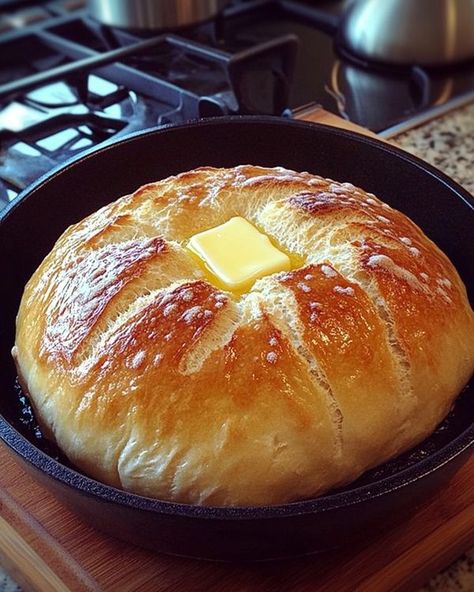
[13,165,474,506]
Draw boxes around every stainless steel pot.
[88,0,228,31]
[338,0,474,67]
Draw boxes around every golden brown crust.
[14,165,474,505]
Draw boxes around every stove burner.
[0,0,473,211]
[0,2,299,207]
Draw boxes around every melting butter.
[186,217,292,293]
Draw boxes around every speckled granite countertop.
[1,102,473,592]
[396,102,474,196]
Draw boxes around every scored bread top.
[13,165,474,505]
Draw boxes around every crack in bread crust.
[246,281,344,459]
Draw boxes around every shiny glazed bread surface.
[13,165,474,505]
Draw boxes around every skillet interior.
[0,117,472,559]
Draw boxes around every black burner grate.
[0,1,303,208]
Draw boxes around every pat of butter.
[187,217,291,291]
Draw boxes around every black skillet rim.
[1,115,473,520]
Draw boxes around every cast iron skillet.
[0,117,473,561]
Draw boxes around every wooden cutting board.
[1,446,473,592]
[1,110,472,591]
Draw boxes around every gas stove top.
[1,0,473,210]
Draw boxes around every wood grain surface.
[0,445,473,592]
[294,105,384,139]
